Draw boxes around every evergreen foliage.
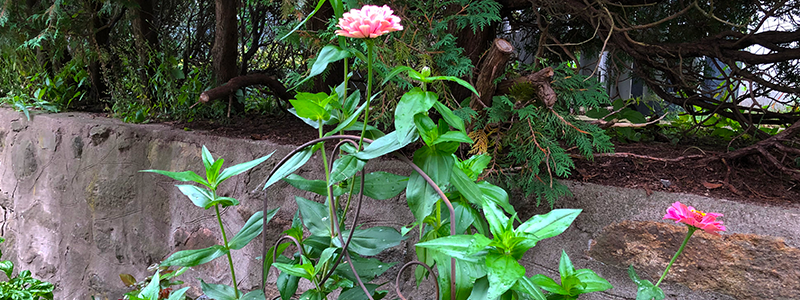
[471,63,614,206]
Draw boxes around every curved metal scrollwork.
[261,135,457,300]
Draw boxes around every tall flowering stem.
[656,201,726,287]
[655,226,696,287]
[359,39,374,148]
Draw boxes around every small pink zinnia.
[663,201,726,235]
[335,5,403,39]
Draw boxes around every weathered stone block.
[588,220,800,300]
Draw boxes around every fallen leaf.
[702,181,723,189]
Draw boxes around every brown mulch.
[167,113,800,207]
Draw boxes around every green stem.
[655,226,697,287]
[318,120,336,240]
[358,39,375,148]
[215,204,239,298]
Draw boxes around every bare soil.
[169,113,800,206]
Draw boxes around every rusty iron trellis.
[261,135,458,300]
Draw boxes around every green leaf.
[298,289,324,300]
[628,266,665,300]
[290,99,329,121]
[574,269,612,293]
[415,234,491,263]
[486,252,526,299]
[139,170,208,187]
[200,280,238,300]
[277,271,299,300]
[427,76,480,96]
[229,208,279,250]
[334,227,405,256]
[350,172,408,200]
[274,261,314,279]
[559,250,576,281]
[335,255,395,283]
[317,247,338,271]
[278,0,326,40]
[395,88,438,140]
[176,185,214,209]
[434,131,473,145]
[161,245,228,267]
[239,290,266,300]
[167,287,190,300]
[434,101,467,133]
[139,271,160,300]
[530,275,567,295]
[339,283,387,300]
[478,182,515,216]
[381,65,416,85]
[354,130,418,160]
[208,158,225,185]
[217,151,274,183]
[467,276,489,300]
[328,155,366,186]
[326,100,368,137]
[202,145,214,170]
[296,196,330,236]
[284,174,343,197]
[264,147,314,190]
[517,209,581,241]
[415,113,439,146]
[212,196,240,208]
[406,146,455,223]
[0,260,13,278]
[512,276,548,300]
[293,46,351,89]
[482,202,510,238]
[450,166,484,207]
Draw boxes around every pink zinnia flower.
[663,201,726,235]
[335,5,403,39]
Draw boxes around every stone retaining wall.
[1,108,798,299]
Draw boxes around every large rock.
[589,220,800,300]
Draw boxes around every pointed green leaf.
[211,196,240,208]
[202,146,214,170]
[140,170,208,187]
[0,260,13,278]
[482,203,509,238]
[239,290,265,300]
[574,269,612,293]
[139,271,160,300]
[339,283,387,300]
[395,88,437,140]
[161,245,228,267]
[277,271,299,300]
[264,147,314,190]
[354,130,418,160]
[273,261,314,279]
[290,99,329,121]
[434,101,467,133]
[335,255,396,283]
[325,100,368,137]
[628,266,665,300]
[380,65,415,86]
[208,158,225,184]
[513,276,548,300]
[283,174,343,197]
[200,280,238,300]
[477,182,515,216]
[334,227,405,256]
[292,45,351,89]
[167,287,190,300]
[433,131,473,145]
[298,289,324,300]
[176,185,214,209]
[218,151,274,183]
[450,166,483,207]
[486,252,525,299]
[517,209,581,241]
[349,172,408,200]
[428,76,480,96]
[229,208,279,250]
[415,234,491,263]
[530,274,567,295]
[406,146,454,223]
[278,0,326,41]
[295,196,330,236]
[559,250,576,280]
[328,155,366,186]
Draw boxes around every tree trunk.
[449,20,497,102]
[496,67,557,108]
[471,39,514,110]
[132,0,159,102]
[212,0,241,110]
